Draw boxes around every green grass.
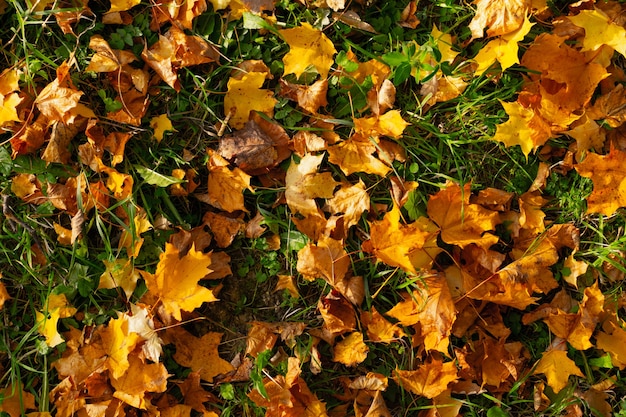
[1,0,626,416]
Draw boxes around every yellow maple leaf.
[223,71,276,129]
[324,180,370,230]
[596,320,626,369]
[362,204,439,274]
[473,14,534,75]
[568,9,626,58]
[574,146,626,216]
[280,22,337,79]
[394,358,458,399]
[142,243,218,321]
[36,293,77,347]
[327,137,392,177]
[285,154,338,217]
[150,114,176,142]
[100,313,141,379]
[427,182,500,249]
[98,259,141,299]
[533,349,584,393]
[333,332,369,366]
[0,93,22,127]
[353,110,410,140]
[490,100,552,158]
[361,306,405,343]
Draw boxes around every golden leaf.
[110,355,168,409]
[533,349,584,393]
[353,110,409,140]
[427,182,499,249]
[150,114,176,142]
[468,0,530,39]
[575,146,626,216]
[36,293,77,347]
[223,71,276,129]
[163,327,234,382]
[568,9,626,58]
[362,204,438,274]
[100,314,141,378]
[98,259,141,300]
[206,150,253,213]
[473,14,534,75]
[327,137,392,177]
[142,243,218,321]
[394,358,458,399]
[333,332,369,366]
[280,22,337,79]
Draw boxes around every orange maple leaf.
[427,182,500,249]
[394,357,458,399]
[327,136,392,177]
[142,243,218,321]
[110,355,169,409]
[163,327,234,382]
[0,383,36,417]
[574,146,626,216]
[363,205,439,274]
[206,150,254,213]
[386,275,456,353]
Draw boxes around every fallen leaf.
[150,114,176,142]
[98,258,141,299]
[223,71,276,129]
[142,243,218,321]
[427,182,500,249]
[324,180,370,230]
[354,110,409,140]
[575,146,626,216]
[0,383,36,417]
[568,8,626,58]
[327,136,392,177]
[280,22,337,79]
[596,320,626,369]
[100,313,141,378]
[469,0,530,39]
[473,14,534,75]
[110,355,168,409]
[361,306,405,343]
[206,150,254,213]
[333,332,369,366]
[36,293,77,347]
[362,204,438,274]
[394,357,458,399]
[533,348,584,393]
[386,275,456,353]
[285,154,338,218]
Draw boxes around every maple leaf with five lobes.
[394,358,458,399]
[142,243,218,321]
[327,136,392,177]
[353,110,410,140]
[568,9,626,58]
[533,348,584,393]
[473,14,534,75]
[427,182,500,249]
[490,100,552,158]
[574,146,626,216]
[280,22,337,79]
[362,204,439,274]
[36,293,77,347]
[100,313,141,379]
[223,71,277,129]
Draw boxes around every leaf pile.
[1,0,626,416]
